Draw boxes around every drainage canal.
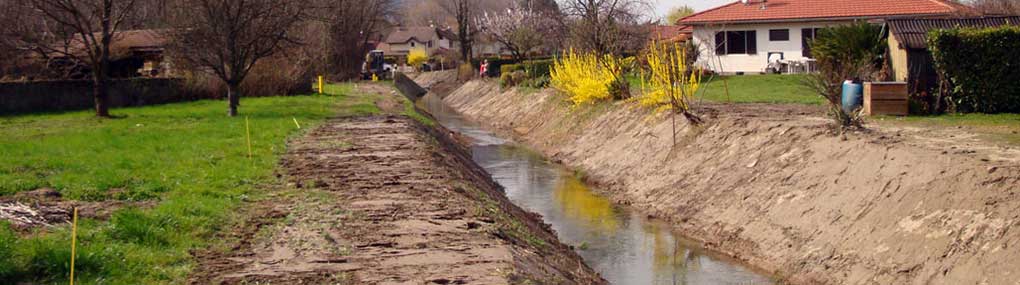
[419,94,775,285]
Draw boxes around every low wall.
[0,78,212,115]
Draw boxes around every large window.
[715,30,757,55]
[769,29,790,41]
[802,28,822,58]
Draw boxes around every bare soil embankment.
[189,85,604,284]
[434,78,1020,285]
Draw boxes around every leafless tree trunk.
[440,0,477,63]
[560,0,652,55]
[307,0,397,80]
[10,0,139,117]
[168,0,304,117]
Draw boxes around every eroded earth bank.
[417,72,1020,285]
[190,85,604,284]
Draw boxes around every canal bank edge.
[189,84,605,284]
[420,73,1020,285]
[388,84,608,284]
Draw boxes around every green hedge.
[498,60,553,88]
[500,64,522,76]
[929,26,1020,113]
[522,60,553,78]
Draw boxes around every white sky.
[652,0,733,20]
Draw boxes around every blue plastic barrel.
[841,80,863,114]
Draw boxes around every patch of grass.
[0,83,377,284]
[0,222,17,280]
[402,97,435,127]
[626,73,821,105]
[459,182,547,250]
[874,113,1020,145]
[699,74,821,104]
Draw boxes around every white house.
[680,0,972,74]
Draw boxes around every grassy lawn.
[0,83,378,284]
[874,113,1020,145]
[626,73,822,105]
[698,74,821,104]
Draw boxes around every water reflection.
[554,174,620,233]
[419,94,773,285]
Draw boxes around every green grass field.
[627,73,823,105]
[0,83,378,284]
[698,74,821,104]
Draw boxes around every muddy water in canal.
[419,94,775,285]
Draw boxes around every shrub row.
[472,57,554,78]
[929,26,1020,113]
[499,59,554,88]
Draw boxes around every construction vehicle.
[362,50,392,80]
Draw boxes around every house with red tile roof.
[679,0,974,74]
[650,25,694,42]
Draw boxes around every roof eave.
[682,13,954,26]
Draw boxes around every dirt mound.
[441,80,1020,285]
[190,115,604,284]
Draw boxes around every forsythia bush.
[640,40,702,113]
[408,50,428,67]
[550,49,625,105]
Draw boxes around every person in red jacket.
[479,59,489,78]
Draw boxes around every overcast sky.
[652,0,732,19]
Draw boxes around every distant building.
[650,25,694,42]
[472,34,514,59]
[380,26,459,61]
[887,16,1020,96]
[680,0,975,74]
[48,29,171,79]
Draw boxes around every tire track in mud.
[190,115,603,284]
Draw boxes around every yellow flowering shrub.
[639,40,702,114]
[550,49,625,105]
[408,50,428,67]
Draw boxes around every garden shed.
[887,16,1020,98]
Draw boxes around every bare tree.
[476,3,559,60]
[439,0,478,63]
[560,0,653,55]
[309,0,398,79]
[403,0,451,26]
[968,0,1020,15]
[0,1,27,78]
[519,0,560,14]
[168,0,304,117]
[7,0,140,117]
[664,5,694,24]
[132,0,172,28]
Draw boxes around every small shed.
[887,17,1020,98]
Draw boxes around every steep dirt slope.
[438,79,1020,285]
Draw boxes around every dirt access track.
[418,71,1020,285]
[189,85,604,284]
